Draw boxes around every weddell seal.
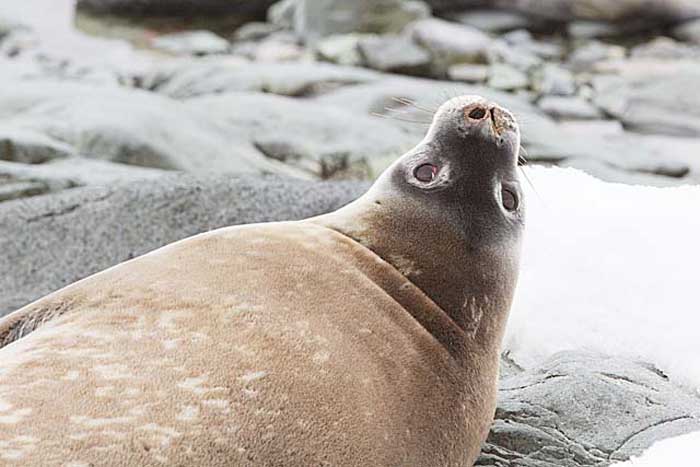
[0,95,524,467]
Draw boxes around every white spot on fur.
[95,386,115,397]
[202,399,230,411]
[92,363,132,380]
[177,376,226,395]
[162,339,178,350]
[0,408,32,424]
[312,351,330,364]
[0,436,37,461]
[62,370,80,381]
[0,449,24,460]
[176,405,199,422]
[239,371,268,384]
[0,399,12,412]
[64,462,91,467]
[70,415,134,428]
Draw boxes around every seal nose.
[463,102,516,137]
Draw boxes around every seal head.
[314,95,524,355]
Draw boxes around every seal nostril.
[468,107,487,120]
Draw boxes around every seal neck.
[309,191,518,360]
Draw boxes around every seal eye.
[414,163,438,183]
[501,188,518,211]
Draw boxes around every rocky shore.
[2,1,700,465]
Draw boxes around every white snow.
[612,431,700,465]
[507,166,700,390]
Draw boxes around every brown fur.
[0,96,524,466]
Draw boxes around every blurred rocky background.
[2,0,700,465]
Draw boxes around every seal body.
[0,96,524,466]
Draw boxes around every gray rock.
[673,18,700,44]
[448,9,535,33]
[0,179,49,202]
[315,34,367,67]
[488,63,529,91]
[0,158,167,195]
[567,20,628,39]
[533,63,576,96]
[267,0,296,29]
[232,22,282,42]
[568,41,626,72]
[593,63,700,137]
[0,79,281,175]
[0,127,75,164]
[478,352,700,466]
[410,18,493,72]
[185,91,417,178]
[138,60,379,98]
[447,63,489,83]
[249,34,306,62]
[537,96,602,120]
[151,30,230,56]
[357,34,432,76]
[488,40,543,72]
[561,158,695,187]
[0,173,367,317]
[630,36,700,60]
[292,0,430,42]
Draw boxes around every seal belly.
[0,222,475,467]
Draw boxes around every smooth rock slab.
[593,62,700,137]
[292,0,430,41]
[0,173,367,317]
[185,91,417,178]
[358,34,432,75]
[478,352,700,466]
[410,18,493,72]
[538,96,602,120]
[138,59,379,98]
[1,80,312,176]
[151,30,230,56]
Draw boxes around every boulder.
[532,63,576,96]
[410,18,493,72]
[184,91,418,178]
[0,79,282,175]
[488,63,529,91]
[137,59,379,98]
[537,96,602,120]
[479,352,700,466]
[291,0,430,42]
[0,173,367,317]
[315,34,367,67]
[0,158,167,197]
[447,63,489,83]
[593,62,700,137]
[357,34,432,76]
[150,30,230,56]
